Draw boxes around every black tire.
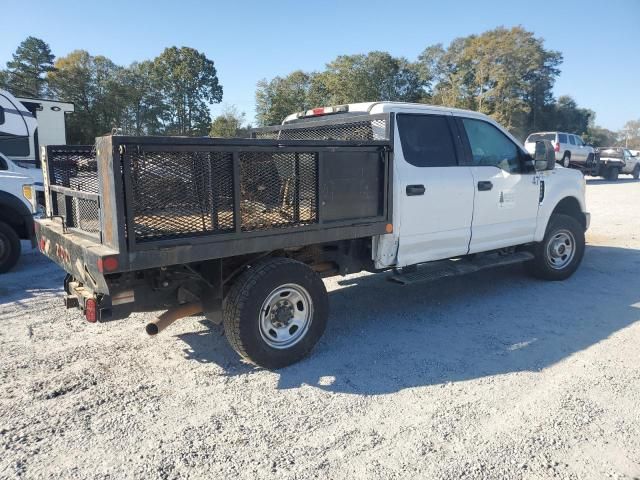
[633,165,640,180]
[223,257,329,369]
[525,214,585,281]
[606,166,619,181]
[561,153,570,168]
[0,221,21,274]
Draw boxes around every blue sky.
[3,0,639,130]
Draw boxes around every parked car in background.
[597,147,640,180]
[525,132,595,168]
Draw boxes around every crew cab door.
[394,112,475,266]
[457,117,541,253]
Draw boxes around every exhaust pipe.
[145,301,203,336]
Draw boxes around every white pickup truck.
[35,102,589,368]
[0,156,37,272]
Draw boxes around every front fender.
[534,169,587,242]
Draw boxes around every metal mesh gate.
[239,152,317,231]
[251,115,388,142]
[46,146,101,238]
[129,151,235,242]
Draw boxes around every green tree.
[416,27,562,138]
[209,106,249,137]
[549,95,592,135]
[584,125,619,147]
[153,47,223,135]
[310,51,423,106]
[256,71,314,126]
[5,36,56,97]
[47,50,127,143]
[620,119,640,149]
[116,61,165,135]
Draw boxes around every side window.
[461,118,521,173]
[558,133,568,144]
[0,156,6,170]
[568,135,576,145]
[0,106,5,125]
[575,136,584,146]
[397,114,458,167]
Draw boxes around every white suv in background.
[525,132,595,168]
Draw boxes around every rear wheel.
[0,221,21,274]
[525,214,585,281]
[606,166,619,181]
[561,153,570,168]
[223,257,329,369]
[632,165,640,180]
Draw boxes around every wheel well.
[552,197,586,230]
[563,151,571,158]
[0,206,27,238]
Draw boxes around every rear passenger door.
[458,117,541,253]
[394,112,475,266]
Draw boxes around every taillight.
[97,256,119,273]
[85,298,97,323]
[554,142,560,152]
[296,104,349,119]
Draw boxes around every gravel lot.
[1,178,639,480]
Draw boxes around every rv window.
[0,156,7,170]
[0,106,5,125]
[0,136,30,157]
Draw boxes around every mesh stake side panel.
[46,146,100,237]
[239,152,317,232]
[48,146,98,193]
[129,151,235,242]
[252,118,387,141]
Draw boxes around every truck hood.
[9,164,44,188]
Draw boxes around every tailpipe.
[145,301,203,336]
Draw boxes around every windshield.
[527,133,555,142]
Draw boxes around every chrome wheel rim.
[259,283,313,349]
[546,229,575,270]
[563,157,570,167]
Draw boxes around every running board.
[388,251,534,285]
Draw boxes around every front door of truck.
[394,112,475,266]
[458,117,541,253]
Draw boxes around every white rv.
[0,89,73,272]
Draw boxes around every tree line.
[255,27,638,147]
[0,37,223,143]
[1,30,639,148]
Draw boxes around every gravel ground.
[1,178,639,480]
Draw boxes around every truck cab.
[286,102,589,269]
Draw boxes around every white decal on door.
[498,191,516,209]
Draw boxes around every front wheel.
[632,165,640,180]
[223,257,329,369]
[0,221,21,274]
[525,214,585,281]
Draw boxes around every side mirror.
[534,140,555,171]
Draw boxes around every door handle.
[477,181,493,191]
[406,184,426,196]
